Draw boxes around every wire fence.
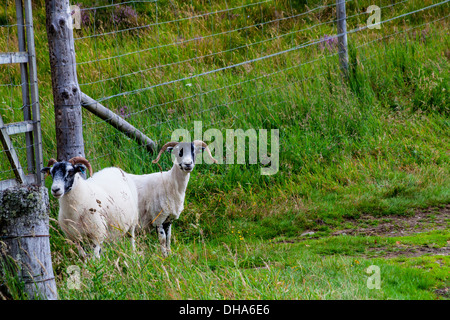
[0,0,449,180]
[69,0,448,171]
[0,3,22,180]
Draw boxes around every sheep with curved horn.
[41,157,139,259]
[129,140,218,257]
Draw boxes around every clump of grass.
[52,230,449,300]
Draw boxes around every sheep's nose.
[183,162,193,171]
[52,187,60,193]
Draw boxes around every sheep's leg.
[130,226,136,251]
[93,243,102,259]
[156,225,168,257]
[76,243,87,259]
[163,222,172,254]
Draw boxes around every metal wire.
[75,0,347,66]
[83,8,448,146]
[74,1,445,140]
[1,0,449,178]
[78,0,448,105]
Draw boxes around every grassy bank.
[0,0,449,299]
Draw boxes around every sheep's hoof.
[161,249,170,258]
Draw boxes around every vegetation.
[0,0,449,299]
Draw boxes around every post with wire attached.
[336,0,349,78]
[1,0,57,300]
[45,0,85,161]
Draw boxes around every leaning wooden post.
[81,93,156,153]
[45,0,85,160]
[336,0,349,77]
[0,186,57,300]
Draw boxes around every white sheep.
[41,157,139,258]
[129,140,217,257]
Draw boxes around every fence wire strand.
[78,0,447,167]
[73,0,448,156]
[1,0,449,175]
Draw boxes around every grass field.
[0,0,449,299]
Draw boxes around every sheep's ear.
[74,164,87,175]
[166,147,174,153]
[41,167,51,178]
[73,164,89,179]
[40,167,50,174]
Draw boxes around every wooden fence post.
[0,185,57,300]
[336,0,349,77]
[45,0,84,160]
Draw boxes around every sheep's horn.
[152,141,179,164]
[47,158,57,167]
[68,156,93,177]
[194,140,218,164]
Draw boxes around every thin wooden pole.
[15,0,34,174]
[45,0,84,161]
[81,93,156,153]
[24,0,44,184]
[336,0,349,77]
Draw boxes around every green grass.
[48,229,449,300]
[1,0,450,299]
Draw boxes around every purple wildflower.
[319,34,338,52]
[118,106,130,119]
[112,5,138,26]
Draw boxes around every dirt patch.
[332,204,450,238]
[367,244,450,258]
[435,287,450,299]
[275,205,450,259]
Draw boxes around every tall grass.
[0,0,449,299]
[51,231,449,300]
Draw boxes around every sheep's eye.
[179,149,183,157]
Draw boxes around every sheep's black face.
[168,142,204,173]
[41,162,86,198]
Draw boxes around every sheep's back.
[128,171,183,229]
[86,167,139,235]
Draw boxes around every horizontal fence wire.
[66,0,449,170]
[87,0,446,103]
[82,11,449,148]
[75,0,346,65]
[75,0,448,96]
[1,0,449,178]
